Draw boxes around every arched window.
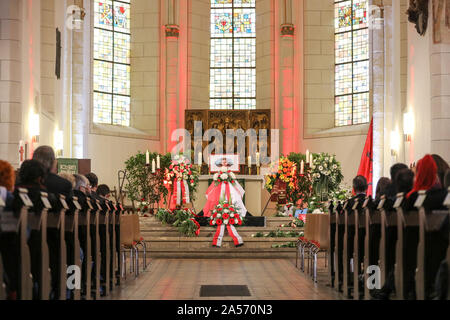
[210,0,256,110]
[93,0,131,126]
[334,0,369,126]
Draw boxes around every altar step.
[139,216,300,259]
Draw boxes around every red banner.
[356,118,373,196]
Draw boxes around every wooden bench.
[363,196,380,300]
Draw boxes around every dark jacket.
[44,173,73,198]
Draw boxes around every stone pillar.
[277,0,298,155]
[0,0,22,166]
[430,39,450,161]
[372,0,385,192]
[161,0,187,154]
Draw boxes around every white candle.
[248,156,252,167]
[146,150,150,165]
[157,155,160,169]
[310,154,313,165]
[198,152,202,166]
[300,160,304,174]
[306,150,310,164]
[152,159,156,173]
[256,152,260,167]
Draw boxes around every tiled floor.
[105,258,344,300]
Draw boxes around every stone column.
[277,0,298,155]
[372,0,385,193]
[430,37,450,161]
[0,0,22,166]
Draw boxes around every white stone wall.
[41,0,56,118]
[303,0,334,135]
[0,0,22,166]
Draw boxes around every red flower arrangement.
[209,200,243,227]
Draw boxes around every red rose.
[169,165,173,169]
[137,208,141,212]
[230,207,235,212]
[238,219,242,225]
[189,171,192,175]
[223,213,229,220]
[144,206,149,210]
[209,220,214,226]
[141,198,145,201]
[213,213,217,218]
[231,180,235,184]
[216,219,223,225]
[190,180,194,184]
[218,208,223,211]
[224,204,229,208]
[229,218,235,225]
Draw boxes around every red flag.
[356,118,373,196]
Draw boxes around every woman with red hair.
[407,154,439,198]
[0,159,15,203]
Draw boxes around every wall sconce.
[390,130,400,157]
[54,130,64,157]
[403,111,414,142]
[29,112,40,143]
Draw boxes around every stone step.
[141,227,303,238]
[146,247,297,259]
[144,236,298,250]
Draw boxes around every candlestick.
[146,150,150,165]
[306,150,310,164]
[248,156,252,175]
[152,159,156,173]
[256,152,260,167]
[157,155,160,169]
[301,160,304,174]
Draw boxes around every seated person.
[375,177,391,203]
[97,184,111,200]
[0,160,15,207]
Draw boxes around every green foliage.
[272,242,296,248]
[124,152,172,204]
[155,208,177,225]
[253,229,302,238]
[177,219,199,238]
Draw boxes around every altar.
[193,175,272,217]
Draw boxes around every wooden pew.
[28,191,52,300]
[363,196,380,300]
[334,202,344,291]
[78,196,93,300]
[343,200,356,298]
[378,195,397,287]
[109,201,118,290]
[66,197,82,300]
[328,202,336,287]
[394,192,419,300]
[99,200,111,296]
[0,195,6,300]
[90,199,102,300]
[17,188,33,300]
[353,198,366,300]
[445,191,450,300]
[115,203,124,286]
[415,189,449,300]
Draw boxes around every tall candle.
[256,152,260,167]
[248,156,252,167]
[306,150,310,164]
[300,160,304,174]
[152,159,156,173]
[198,152,202,166]
[146,150,150,165]
[157,155,160,169]
[310,154,313,166]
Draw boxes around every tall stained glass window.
[210,0,256,110]
[334,0,370,126]
[93,0,131,126]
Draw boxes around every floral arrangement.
[252,230,303,238]
[213,170,237,185]
[156,208,200,237]
[164,154,200,206]
[276,203,296,217]
[155,208,177,225]
[310,153,343,199]
[308,184,352,213]
[137,198,151,214]
[265,157,297,191]
[209,200,243,227]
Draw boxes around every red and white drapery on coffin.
[203,181,247,218]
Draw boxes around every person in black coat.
[32,146,72,198]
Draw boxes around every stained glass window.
[334,0,370,126]
[93,0,131,126]
[210,0,256,110]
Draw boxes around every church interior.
[0,0,449,303]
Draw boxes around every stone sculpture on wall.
[432,0,450,43]
[407,0,430,36]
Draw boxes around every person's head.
[432,154,449,187]
[395,169,415,194]
[85,172,98,191]
[407,154,438,198]
[444,169,450,189]
[375,177,391,200]
[390,163,408,181]
[74,174,90,194]
[0,160,16,192]
[353,175,368,195]
[33,146,56,174]
[97,184,110,198]
[19,160,46,186]
[58,172,76,189]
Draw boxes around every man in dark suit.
[33,146,73,197]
